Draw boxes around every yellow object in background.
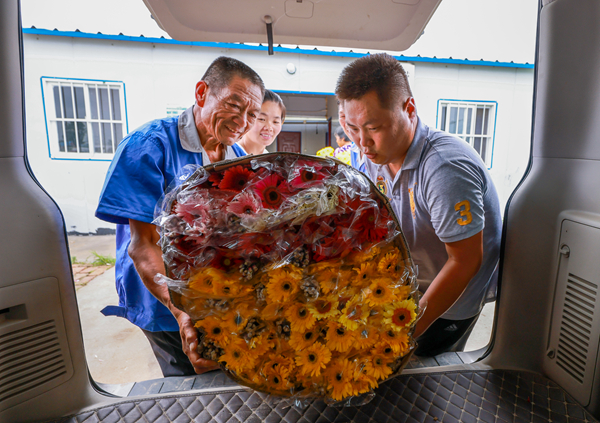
[316,146,335,158]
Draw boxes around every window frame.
[435,99,497,169]
[41,76,128,161]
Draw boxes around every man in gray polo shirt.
[336,53,502,356]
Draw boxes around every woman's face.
[245,101,284,148]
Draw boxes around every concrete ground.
[69,234,494,385]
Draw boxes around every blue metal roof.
[23,27,534,69]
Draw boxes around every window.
[42,78,127,160]
[437,100,496,167]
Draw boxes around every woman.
[333,125,352,165]
[237,90,286,155]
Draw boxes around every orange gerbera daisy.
[324,359,353,401]
[263,365,292,391]
[355,327,380,350]
[314,269,340,294]
[266,268,301,302]
[364,355,393,380]
[325,321,356,353]
[352,262,375,286]
[377,251,400,274]
[218,165,256,191]
[188,270,216,295]
[379,329,410,354]
[286,303,317,332]
[338,296,370,331]
[383,299,417,331]
[264,352,295,375]
[365,278,397,307]
[195,316,231,346]
[350,245,380,263]
[307,296,340,320]
[218,339,254,373]
[295,343,331,377]
[289,327,320,350]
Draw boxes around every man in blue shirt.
[96,57,264,375]
[336,53,502,356]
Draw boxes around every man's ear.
[195,81,208,107]
[405,97,417,119]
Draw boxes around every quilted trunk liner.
[54,370,597,423]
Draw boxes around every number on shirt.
[455,200,473,226]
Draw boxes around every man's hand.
[413,230,483,339]
[171,307,219,374]
[128,219,218,374]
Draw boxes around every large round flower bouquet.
[154,153,420,403]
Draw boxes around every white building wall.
[411,63,534,208]
[23,33,533,233]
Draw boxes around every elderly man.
[336,53,501,357]
[96,56,264,375]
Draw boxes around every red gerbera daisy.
[353,205,389,243]
[208,171,223,187]
[219,165,256,191]
[253,174,290,209]
[211,251,243,272]
[226,192,262,216]
[289,167,326,189]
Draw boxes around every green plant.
[90,251,116,266]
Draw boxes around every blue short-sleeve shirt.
[95,106,246,332]
[359,118,502,320]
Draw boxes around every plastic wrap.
[154,153,420,403]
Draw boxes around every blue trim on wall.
[24,28,535,70]
[275,89,336,96]
[41,75,129,161]
[435,99,499,170]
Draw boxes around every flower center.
[336,373,343,382]
[223,258,231,266]
[336,328,346,336]
[243,206,253,214]
[308,353,317,363]
[212,327,221,335]
[282,282,292,291]
[375,287,383,296]
[298,308,307,318]
[223,286,231,294]
[304,331,314,341]
[301,170,316,182]
[317,301,332,313]
[264,187,282,206]
[273,376,280,384]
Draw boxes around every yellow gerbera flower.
[364,355,393,380]
[324,359,353,401]
[351,246,380,263]
[221,303,254,333]
[365,278,398,307]
[218,339,254,373]
[264,352,295,375]
[307,296,340,320]
[377,251,400,274]
[314,268,340,294]
[286,303,317,332]
[325,321,356,353]
[266,268,301,302]
[295,343,331,377]
[263,365,292,392]
[351,372,379,396]
[289,327,320,350]
[352,262,375,285]
[355,327,380,350]
[379,329,410,354]
[188,270,217,295]
[195,316,231,346]
[338,296,370,331]
[383,299,417,331]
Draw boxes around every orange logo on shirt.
[408,184,417,219]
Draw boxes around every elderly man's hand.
[172,307,219,374]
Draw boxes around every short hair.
[202,56,265,96]
[263,90,286,122]
[335,53,412,109]
[335,125,350,142]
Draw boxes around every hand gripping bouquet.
[154,153,421,404]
